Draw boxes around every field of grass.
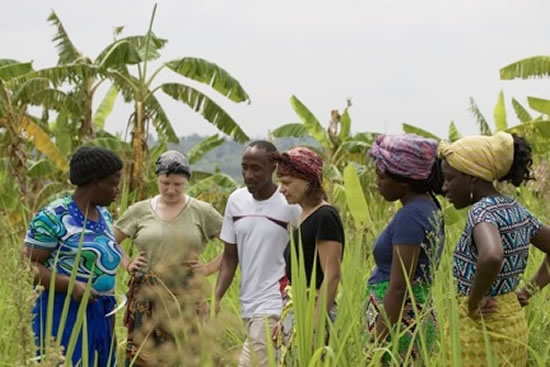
[1,185,550,366]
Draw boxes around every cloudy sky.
[3,0,550,140]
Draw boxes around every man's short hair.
[246,140,278,154]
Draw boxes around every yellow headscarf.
[437,132,514,182]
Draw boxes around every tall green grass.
[2,185,550,366]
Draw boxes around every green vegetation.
[2,5,550,367]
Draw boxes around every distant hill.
[162,134,319,181]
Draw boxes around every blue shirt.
[368,197,444,285]
[24,195,122,292]
[454,196,541,296]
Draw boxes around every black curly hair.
[498,134,533,187]
[386,158,444,196]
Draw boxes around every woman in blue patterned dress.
[439,133,550,366]
[23,146,125,366]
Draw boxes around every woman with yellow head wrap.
[438,133,550,366]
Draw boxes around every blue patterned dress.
[453,196,541,296]
[25,195,122,366]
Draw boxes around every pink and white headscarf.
[369,134,438,180]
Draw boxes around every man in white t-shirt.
[215,141,300,367]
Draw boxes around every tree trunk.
[0,117,29,231]
[129,101,147,198]
[79,91,95,143]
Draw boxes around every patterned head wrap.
[274,147,323,184]
[155,150,191,178]
[369,134,438,180]
[438,132,514,181]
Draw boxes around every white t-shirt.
[220,187,301,318]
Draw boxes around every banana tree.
[468,91,550,153]
[468,90,511,134]
[0,60,73,229]
[272,96,373,170]
[108,4,250,196]
[7,10,136,160]
[0,60,69,175]
[500,56,550,152]
[403,90,537,143]
[36,11,133,145]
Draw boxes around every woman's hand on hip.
[128,251,148,274]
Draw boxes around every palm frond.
[468,97,492,135]
[290,95,329,148]
[107,70,139,102]
[500,56,550,80]
[53,112,73,155]
[34,64,100,86]
[88,137,131,154]
[99,33,167,65]
[493,90,508,131]
[402,123,441,141]
[95,39,143,69]
[93,85,118,129]
[448,121,462,142]
[166,57,249,103]
[0,61,33,81]
[13,78,81,115]
[28,159,60,178]
[145,93,179,143]
[186,173,238,197]
[338,108,351,141]
[527,96,550,117]
[18,116,68,171]
[161,82,249,143]
[271,123,309,138]
[187,134,225,165]
[47,11,82,64]
[511,98,533,123]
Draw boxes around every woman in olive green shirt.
[115,150,223,367]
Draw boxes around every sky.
[2,0,550,141]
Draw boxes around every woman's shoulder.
[315,204,341,217]
[121,199,151,216]
[469,196,516,215]
[313,205,344,227]
[132,198,152,209]
[188,196,215,211]
[400,198,439,216]
[34,195,72,219]
[395,198,442,228]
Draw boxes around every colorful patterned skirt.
[123,270,203,367]
[364,280,437,363]
[448,292,527,366]
[124,272,169,366]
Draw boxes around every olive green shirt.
[115,196,223,272]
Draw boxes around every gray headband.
[155,150,191,177]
